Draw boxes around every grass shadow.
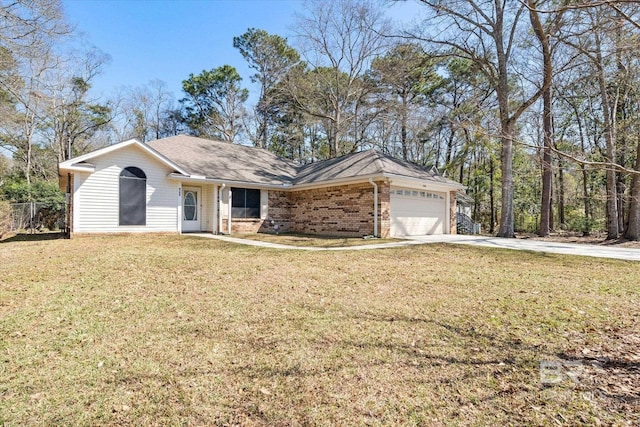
[1,231,66,243]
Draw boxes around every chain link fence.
[5,201,67,234]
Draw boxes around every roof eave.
[168,173,293,190]
[291,173,385,190]
[383,173,466,191]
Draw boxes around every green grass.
[1,235,638,425]
[232,232,398,247]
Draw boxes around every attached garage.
[390,186,447,237]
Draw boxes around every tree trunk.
[489,155,496,234]
[498,123,515,237]
[625,135,640,240]
[558,159,565,227]
[530,0,553,237]
[401,93,408,161]
[595,34,618,239]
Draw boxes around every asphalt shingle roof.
[146,135,461,188]
[147,135,298,185]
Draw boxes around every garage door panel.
[392,216,443,236]
[390,187,446,237]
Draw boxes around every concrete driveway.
[410,234,640,262]
[195,233,640,260]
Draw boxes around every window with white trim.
[231,188,260,218]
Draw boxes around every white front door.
[182,187,201,232]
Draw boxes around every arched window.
[119,167,146,225]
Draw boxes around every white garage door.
[390,187,446,236]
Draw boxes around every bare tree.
[411,0,547,237]
[289,0,390,158]
[0,0,70,182]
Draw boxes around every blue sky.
[63,0,425,103]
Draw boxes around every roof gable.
[295,149,462,188]
[59,139,189,175]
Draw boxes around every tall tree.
[0,0,70,184]
[233,28,299,149]
[528,0,566,237]
[412,0,547,237]
[45,49,112,161]
[370,43,440,161]
[115,79,175,142]
[290,0,390,158]
[180,65,248,142]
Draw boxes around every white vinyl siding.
[74,144,179,233]
[203,185,214,232]
[390,186,447,236]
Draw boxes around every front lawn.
[1,235,638,425]
[233,232,398,247]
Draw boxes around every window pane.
[231,207,246,218]
[246,207,260,218]
[121,166,146,179]
[230,188,260,219]
[231,188,245,208]
[120,175,146,225]
[245,189,260,209]
[183,191,197,221]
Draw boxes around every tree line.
[2,0,640,240]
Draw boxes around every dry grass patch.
[233,232,398,247]
[1,235,638,425]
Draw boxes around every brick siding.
[283,181,389,237]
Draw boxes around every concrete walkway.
[410,234,640,262]
[191,233,640,261]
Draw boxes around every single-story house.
[58,135,464,238]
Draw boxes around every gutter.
[369,178,378,238]
[168,173,293,190]
[383,173,466,191]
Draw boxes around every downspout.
[369,178,378,238]
[213,184,218,235]
[227,187,232,235]
[66,172,71,238]
[219,183,225,234]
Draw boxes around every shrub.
[1,180,65,231]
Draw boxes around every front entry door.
[182,187,201,232]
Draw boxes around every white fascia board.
[384,173,466,191]
[59,139,139,169]
[168,173,291,190]
[168,172,466,192]
[58,139,190,176]
[289,174,384,190]
[61,164,95,173]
